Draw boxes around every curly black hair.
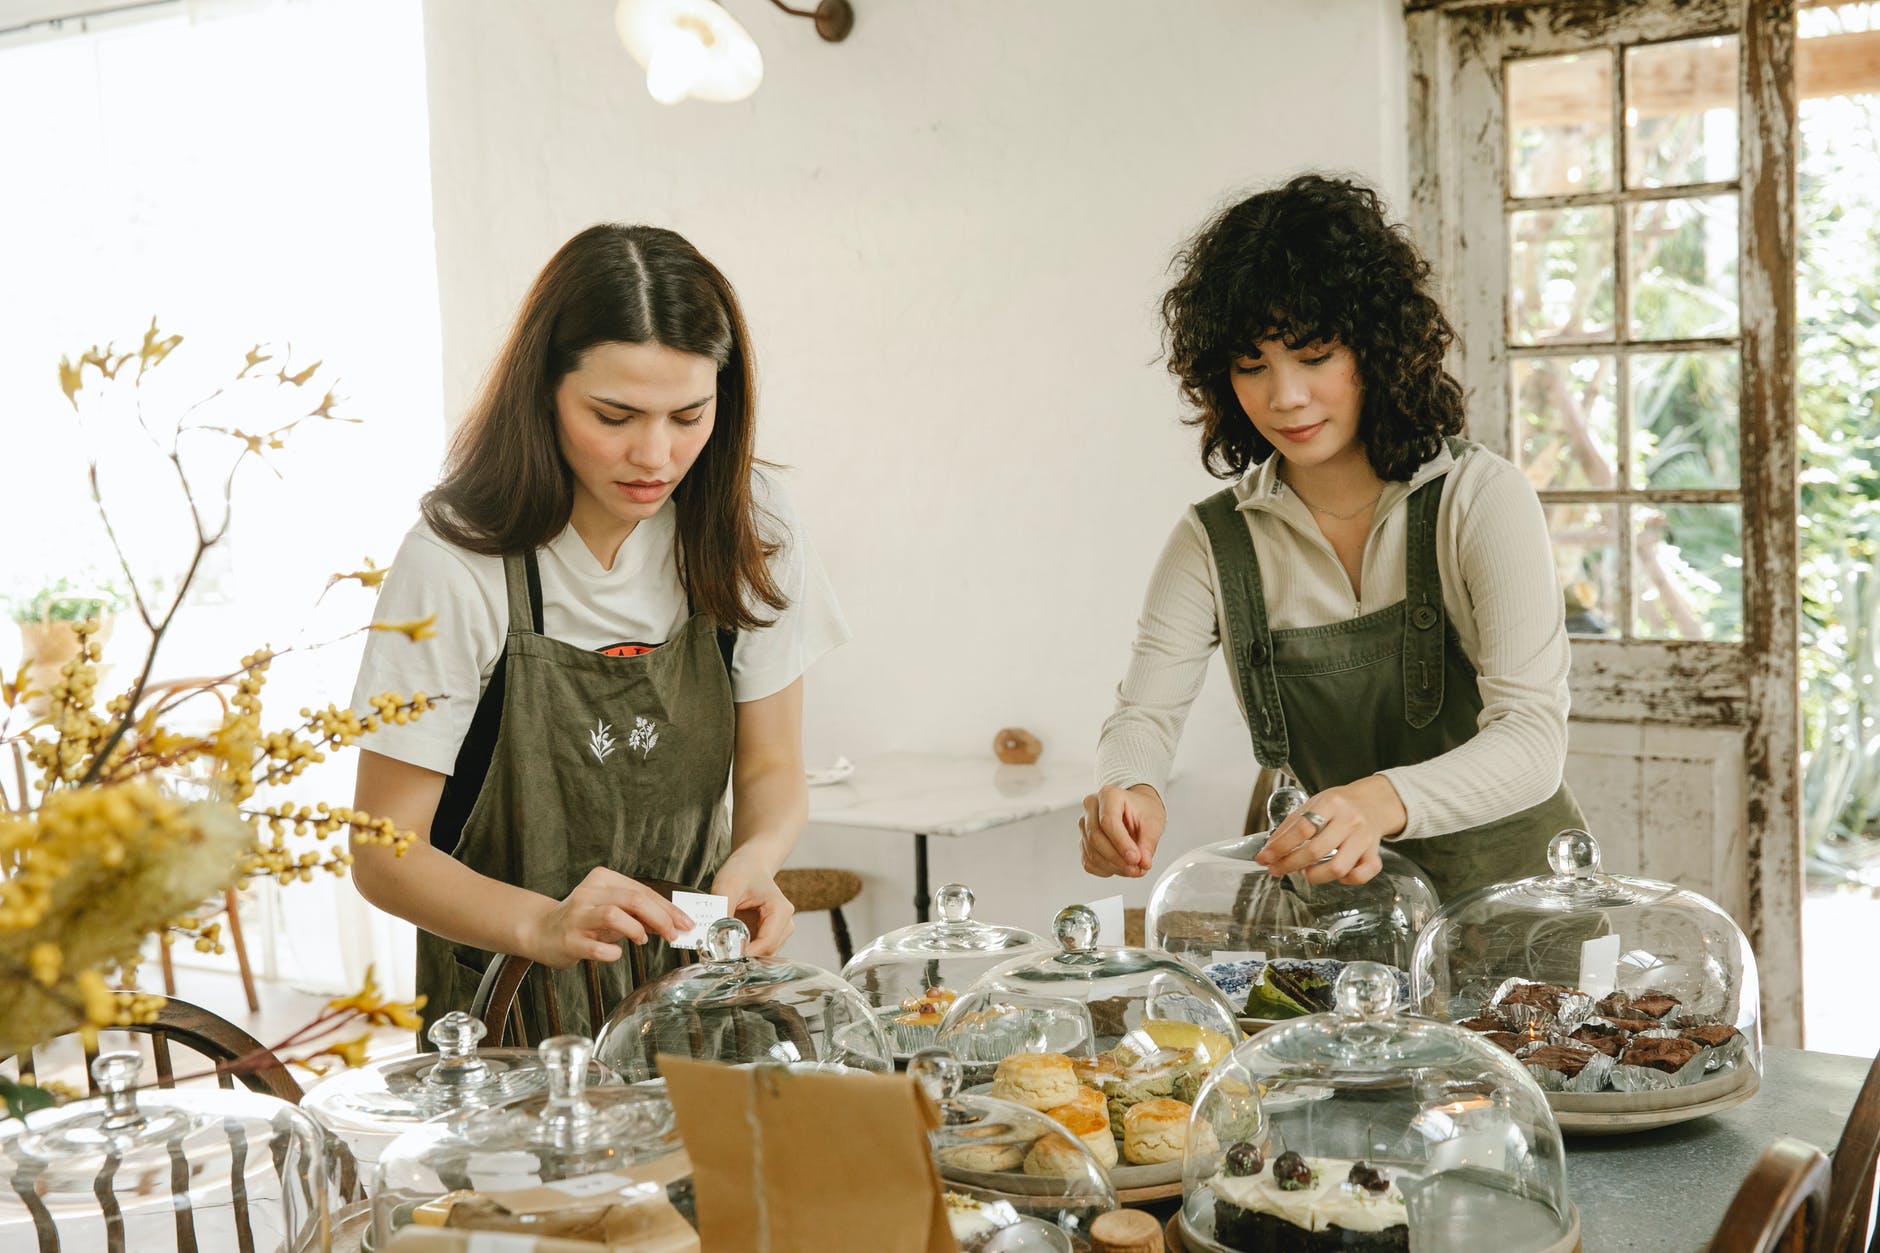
[1161,173,1465,482]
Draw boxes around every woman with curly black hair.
[1078,174,1583,901]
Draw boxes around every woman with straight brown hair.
[349,224,849,1037]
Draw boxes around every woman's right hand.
[1078,784,1167,878]
[522,867,696,968]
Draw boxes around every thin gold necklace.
[1287,481,1384,521]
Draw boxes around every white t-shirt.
[351,471,850,776]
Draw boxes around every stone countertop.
[1566,1045,1869,1250]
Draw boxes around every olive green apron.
[1195,439,1584,903]
[415,550,735,1042]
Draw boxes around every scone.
[1046,1085,1105,1121]
[1072,1052,1124,1089]
[937,1121,1028,1172]
[1123,1098,1193,1165]
[1036,1102,1118,1170]
[990,1052,1079,1111]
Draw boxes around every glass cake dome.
[1145,786,1439,1023]
[910,1049,1119,1253]
[0,1051,328,1252]
[842,883,1050,1058]
[1410,829,1761,1131]
[593,917,893,1083]
[1178,963,1578,1252]
[371,1035,687,1248]
[935,905,1243,1078]
[301,1009,621,1186]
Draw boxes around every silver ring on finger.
[1301,810,1331,834]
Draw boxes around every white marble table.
[805,751,1095,921]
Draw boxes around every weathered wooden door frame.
[1404,0,1802,1043]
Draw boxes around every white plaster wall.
[419,0,1409,967]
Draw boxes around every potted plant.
[8,577,124,718]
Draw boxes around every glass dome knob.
[1266,784,1310,830]
[535,1035,595,1145]
[705,917,750,962]
[92,1051,145,1131]
[1054,904,1099,952]
[935,883,975,923]
[1547,828,1602,877]
[426,1011,493,1089]
[1333,961,1400,1021]
[907,1049,963,1102]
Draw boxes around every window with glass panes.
[1505,37,1745,641]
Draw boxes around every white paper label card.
[1578,934,1622,1000]
[1211,951,1266,967]
[670,891,731,950]
[547,1173,633,1198]
[465,1148,543,1194]
[467,1235,540,1253]
[1084,895,1126,947]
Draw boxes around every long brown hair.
[422,224,785,630]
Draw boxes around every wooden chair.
[775,867,862,966]
[1824,1043,1880,1253]
[1707,1136,1833,1253]
[6,993,301,1105]
[470,877,696,1047]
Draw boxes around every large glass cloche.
[593,918,893,1083]
[1410,829,1760,1131]
[933,905,1241,1188]
[910,1049,1118,1253]
[842,883,1049,1058]
[302,1009,620,1186]
[371,1035,688,1248]
[1145,786,1439,1025]
[1179,963,1578,1252]
[0,1051,328,1252]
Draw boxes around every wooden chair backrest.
[469,877,698,1048]
[8,995,301,1105]
[1826,1043,1880,1253]
[1707,1136,1833,1253]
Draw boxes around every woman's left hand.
[710,847,796,956]
[1254,775,1408,885]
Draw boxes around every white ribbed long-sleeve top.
[1095,442,1571,841]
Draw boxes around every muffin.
[1123,1098,1193,1165]
[1028,1105,1117,1172]
[889,986,957,1053]
[991,1052,1080,1111]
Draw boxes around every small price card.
[670,891,731,950]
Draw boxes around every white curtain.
[0,0,440,998]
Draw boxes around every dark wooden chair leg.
[830,906,854,968]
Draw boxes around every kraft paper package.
[659,1055,955,1253]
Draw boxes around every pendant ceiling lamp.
[614,0,854,106]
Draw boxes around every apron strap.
[501,552,546,636]
[1401,459,1456,729]
[1196,487,1290,770]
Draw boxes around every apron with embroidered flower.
[1195,439,1585,903]
[415,549,734,1042]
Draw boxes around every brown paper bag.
[660,1056,955,1253]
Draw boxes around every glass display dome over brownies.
[841,882,1049,1059]
[592,918,893,1082]
[1145,787,1439,1022]
[911,1049,1119,1252]
[0,1052,328,1253]
[1410,830,1761,1133]
[370,1036,689,1249]
[1178,964,1579,1253]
